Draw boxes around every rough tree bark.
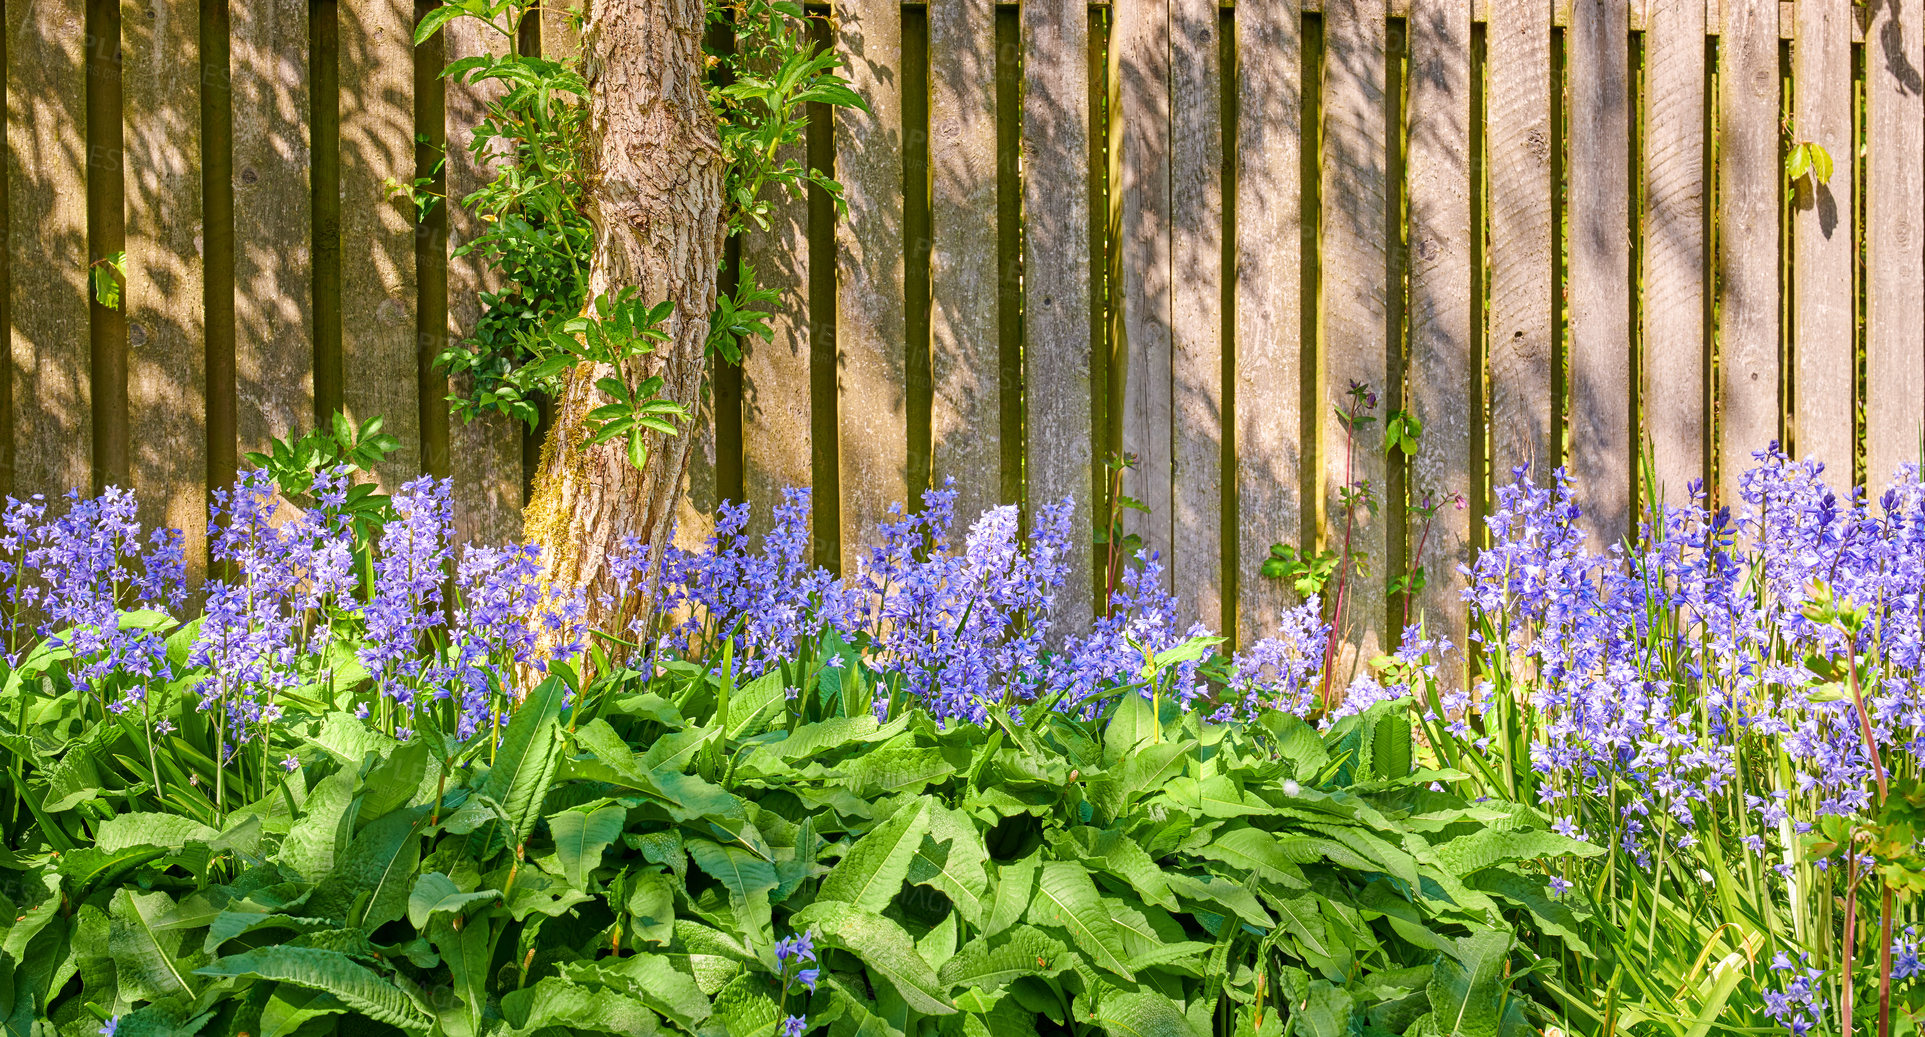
[522,0,725,633]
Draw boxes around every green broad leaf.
[817,797,932,914]
[937,924,1067,992]
[55,845,169,900]
[306,804,429,928]
[109,889,198,1002]
[984,853,1039,938]
[1068,828,1177,911]
[428,915,493,1037]
[203,911,335,955]
[1149,635,1225,674]
[258,985,348,1037]
[1028,861,1135,979]
[359,739,434,822]
[1467,870,1594,956]
[1427,929,1512,1037]
[792,901,956,1015]
[407,872,500,929]
[1193,825,1308,889]
[481,674,569,848]
[907,804,991,926]
[1082,989,1202,1037]
[279,765,361,882]
[1432,828,1601,876]
[197,946,432,1033]
[551,803,628,890]
[566,953,712,1030]
[685,838,778,937]
[413,4,466,45]
[727,666,787,738]
[839,746,958,797]
[500,976,664,1035]
[1266,890,1338,970]
[1104,690,1164,761]
[94,813,219,852]
[625,868,676,946]
[1162,872,1273,929]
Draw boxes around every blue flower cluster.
[0,469,586,757]
[1461,446,1925,875]
[638,483,1343,725]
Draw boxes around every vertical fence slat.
[1322,0,1388,672]
[1791,0,1853,481]
[340,0,421,485]
[1645,0,1708,499]
[7,0,91,496]
[445,17,526,546]
[1235,0,1303,645]
[124,0,206,573]
[1117,0,1174,590]
[1866,0,1923,485]
[1408,0,1473,674]
[742,170,813,539]
[232,0,313,463]
[1488,0,1555,488]
[1569,0,1631,543]
[836,0,910,566]
[1172,0,1222,630]
[1720,0,1781,504]
[1022,0,1095,633]
[740,17,814,543]
[929,0,1001,522]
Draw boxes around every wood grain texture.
[1116,0,1174,591]
[1568,0,1631,545]
[445,16,526,547]
[1021,0,1095,634]
[929,0,1001,522]
[541,0,581,62]
[1321,0,1388,677]
[1171,0,1222,631]
[6,0,91,497]
[1487,0,1555,486]
[1719,0,1781,505]
[1407,0,1473,678]
[1865,0,1923,486]
[123,0,207,574]
[1644,0,1708,499]
[1235,0,1303,645]
[1792,0,1853,483]
[835,0,910,568]
[231,0,313,462]
[741,158,813,541]
[339,0,421,487]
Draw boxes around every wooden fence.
[4,0,1922,662]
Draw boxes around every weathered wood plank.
[339,0,421,487]
[6,0,91,497]
[541,0,580,62]
[1568,0,1631,544]
[1235,0,1303,645]
[1321,0,1388,676]
[445,16,526,546]
[1644,0,1708,500]
[929,0,1001,522]
[1021,0,1095,633]
[1407,0,1473,675]
[1172,0,1222,631]
[123,0,207,572]
[741,168,813,541]
[1487,0,1555,487]
[231,0,313,467]
[1791,0,1853,482]
[1116,0,1174,590]
[836,0,911,567]
[1719,0,1781,504]
[1866,0,1925,485]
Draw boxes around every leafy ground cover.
[6,443,1924,1035]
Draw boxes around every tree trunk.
[522,0,725,635]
